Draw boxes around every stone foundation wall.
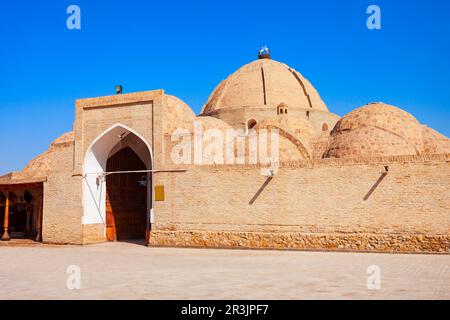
[150,230,450,254]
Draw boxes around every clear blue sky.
[1,0,449,173]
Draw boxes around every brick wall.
[39,89,450,253]
[43,141,83,245]
[152,155,450,253]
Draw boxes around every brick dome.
[324,103,424,158]
[164,94,233,134]
[164,95,196,133]
[201,59,328,115]
[254,116,314,160]
[21,131,75,178]
[196,116,234,132]
[422,126,450,154]
[255,116,314,140]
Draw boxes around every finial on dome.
[258,45,271,59]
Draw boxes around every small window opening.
[246,119,258,134]
[277,104,288,115]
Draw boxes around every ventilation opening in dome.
[246,119,258,134]
[277,104,288,115]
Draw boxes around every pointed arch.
[82,124,153,238]
[84,123,153,171]
[256,124,312,160]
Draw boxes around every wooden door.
[105,147,148,241]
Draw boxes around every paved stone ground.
[0,242,449,299]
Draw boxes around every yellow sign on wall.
[154,185,165,201]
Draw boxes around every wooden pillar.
[2,191,10,241]
[25,204,32,237]
[35,198,42,242]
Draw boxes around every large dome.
[201,58,328,115]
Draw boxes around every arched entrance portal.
[83,124,152,243]
[106,147,147,241]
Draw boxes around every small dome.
[422,126,450,154]
[324,103,424,158]
[51,131,74,148]
[201,59,328,115]
[164,95,196,133]
[22,131,75,177]
[22,151,51,176]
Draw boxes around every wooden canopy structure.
[0,174,46,242]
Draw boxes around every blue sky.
[0,0,449,173]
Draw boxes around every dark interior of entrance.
[0,184,43,242]
[105,147,148,241]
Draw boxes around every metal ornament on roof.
[258,45,271,59]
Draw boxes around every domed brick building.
[1,50,449,253]
[201,58,339,135]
